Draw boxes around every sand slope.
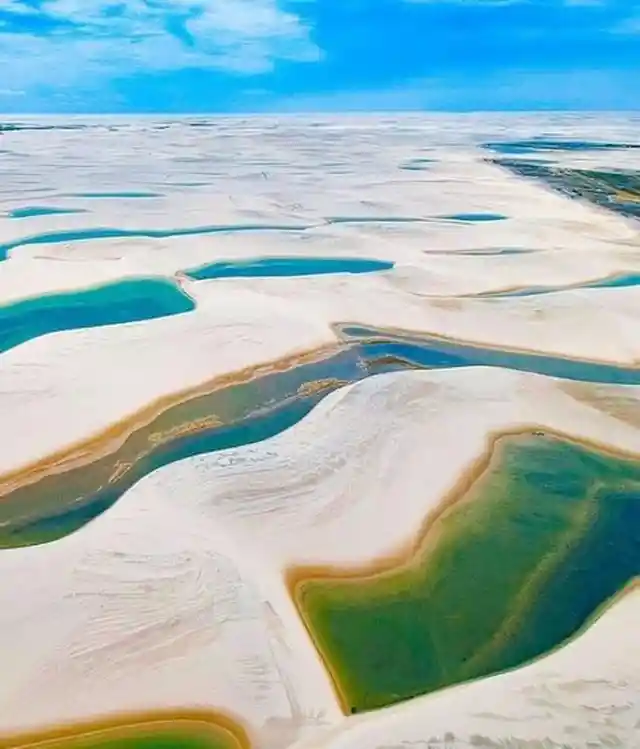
[1,114,640,749]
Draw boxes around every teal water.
[478,272,640,299]
[185,256,394,281]
[72,191,162,199]
[342,325,640,385]
[8,206,87,219]
[0,278,194,355]
[0,257,392,355]
[441,213,507,222]
[0,223,309,261]
[5,322,640,547]
[0,123,86,132]
[484,139,640,155]
[399,158,435,171]
[325,216,429,226]
[428,247,534,257]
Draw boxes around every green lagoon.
[289,432,640,713]
[0,711,249,749]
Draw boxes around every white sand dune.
[2,273,640,475]
[1,115,639,749]
[1,367,640,749]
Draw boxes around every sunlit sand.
[1,114,639,749]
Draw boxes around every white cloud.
[612,14,640,33]
[0,0,320,99]
[0,0,38,10]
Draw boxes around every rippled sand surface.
[0,114,639,749]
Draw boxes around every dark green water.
[3,324,640,547]
[0,348,363,547]
[0,715,247,749]
[185,256,394,281]
[292,434,640,713]
[0,278,194,355]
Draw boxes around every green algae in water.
[0,713,249,749]
[0,278,195,355]
[12,727,236,749]
[0,347,364,548]
[6,323,640,548]
[291,433,640,713]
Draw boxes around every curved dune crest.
[1,366,640,745]
[2,115,640,749]
[6,321,640,548]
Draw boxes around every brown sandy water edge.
[5,320,640,500]
[3,321,640,547]
[331,322,640,370]
[0,342,338,498]
[0,709,250,749]
[285,426,640,715]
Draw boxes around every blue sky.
[0,0,638,112]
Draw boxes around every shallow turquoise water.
[479,272,640,299]
[185,256,394,281]
[0,278,194,355]
[341,325,640,385]
[441,213,507,222]
[429,247,534,257]
[399,158,435,171]
[484,139,640,155]
[72,191,162,198]
[0,258,392,354]
[325,216,429,225]
[0,223,309,261]
[8,206,87,219]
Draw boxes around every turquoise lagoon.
[0,278,194,355]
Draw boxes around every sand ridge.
[1,114,640,749]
